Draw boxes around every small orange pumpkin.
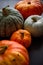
[10,29,31,48]
[14,0,43,19]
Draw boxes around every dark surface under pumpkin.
[0,0,43,65]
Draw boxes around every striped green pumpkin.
[0,5,24,38]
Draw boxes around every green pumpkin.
[0,5,24,38]
[24,15,43,37]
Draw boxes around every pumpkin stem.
[0,46,8,54]
[27,2,31,4]
[32,17,37,22]
[21,32,24,39]
[2,5,9,16]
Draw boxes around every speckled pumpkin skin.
[0,6,24,38]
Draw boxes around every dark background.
[0,0,43,65]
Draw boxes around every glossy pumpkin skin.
[0,40,29,65]
[15,0,42,19]
[24,15,43,37]
[0,5,24,38]
[10,29,31,48]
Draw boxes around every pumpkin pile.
[0,0,43,65]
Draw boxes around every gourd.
[15,0,43,19]
[24,15,43,37]
[0,5,24,38]
[0,40,29,65]
[10,29,31,48]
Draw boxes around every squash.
[15,0,43,19]
[41,0,43,12]
[0,5,24,38]
[10,29,31,48]
[24,15,43,37]
[0,40,29,65]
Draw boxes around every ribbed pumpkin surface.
[0,6,24,38]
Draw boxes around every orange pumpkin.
[0,40,29,65]
[14,0,43,19]
[10,29,31,48]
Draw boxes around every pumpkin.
[0,40,29,65]
[24,15,43,37]
[10,29,31,48]
[14,0,43,19]
[40,0,43,13]
[0,5,24,38]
